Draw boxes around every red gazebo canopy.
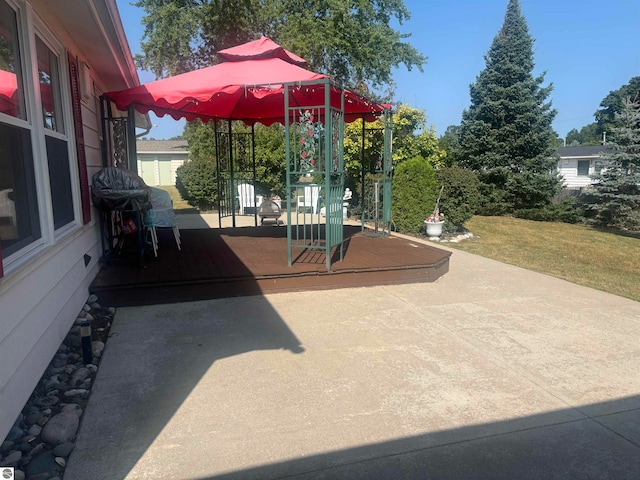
[104,37,387,125]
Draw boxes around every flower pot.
[424,220,444,238]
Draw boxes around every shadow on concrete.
[192,395,640,480]
[66,296,305,480]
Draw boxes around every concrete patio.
[65,241,640,479]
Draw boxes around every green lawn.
[155,185,199,214]
[447,216,640,302]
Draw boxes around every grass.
[446,216,640,302]
[155,185,199,214]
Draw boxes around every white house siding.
[0,0,140,440]
[558,157,597,189]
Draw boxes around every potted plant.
[424,186,445,238]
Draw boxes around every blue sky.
[116,0,640,141]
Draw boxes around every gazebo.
[102,37,392,270]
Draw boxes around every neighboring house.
[557,145,612,189]
[0,0,147,440]
[136,139,189,186]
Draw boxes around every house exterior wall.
[0,0,139,440]
[557,156,599,189]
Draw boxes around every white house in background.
[136,139,189,186]
[0,0,147,440]
[556,145,612,189]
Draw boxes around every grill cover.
[91,167,151,212]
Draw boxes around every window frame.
[577,160,590,177]
[34,25,80,237]
[0,0,82,275]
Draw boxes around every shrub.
[175,159,218,211]
[514,198,584,223]
[435,166,480,232]
[392,156,438,233]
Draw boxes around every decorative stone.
[107,307,116,315]
[25,412,43,426]
[28,443,45,458]
[2,449,22,465]
[40,411,79,445]
[92,341,105,357]
[52,442,74,458]
[34,396,59,408]
[17,441,32,453]
[89,302,101,310]
[86,364,98,373]
[0,440,14,454]
[27,473,53,480]
[63,388,89,398]
[77,310,87,319]
[27,424,42,436]
[27,450,62,476]
[54,457,66,467]
[71,367,89,386]
[61,404,83,417]
[84,312,94,322]
[87,294,98,303]
[6,425,24,441]
[82,304,91,312]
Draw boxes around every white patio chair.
[296,184,320,214]
[237,183,263,215]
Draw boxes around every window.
[577,160,590,176]
[37,35,74,229]
[0,0,41,257]
[0,0,79,269]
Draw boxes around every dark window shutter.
[67,52,91,224]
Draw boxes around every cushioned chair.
[143,187,181,257]
[237,183,263,215]
[296,184,320,214]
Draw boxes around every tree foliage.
[180,119,286,202]
[435,166,480,232]
[391,156,438,234]
[343,104,445,212]
[132,0,426,90]
[594,76,640,137]
[457,0,560,212]
[565,122,601,146]
[438,124,462,166]
[588,98,640,230]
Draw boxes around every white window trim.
[1,0,82,274]
[34,19,83,239]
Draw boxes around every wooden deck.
[90,225,451,306]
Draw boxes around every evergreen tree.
[588,98,640,230]
[458,0,560,212]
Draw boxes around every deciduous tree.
[595,76,640,137]
[132,0,426,90]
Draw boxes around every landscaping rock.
[40,412,79,445]
[52,442,74,458]
[1,294,115,480]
